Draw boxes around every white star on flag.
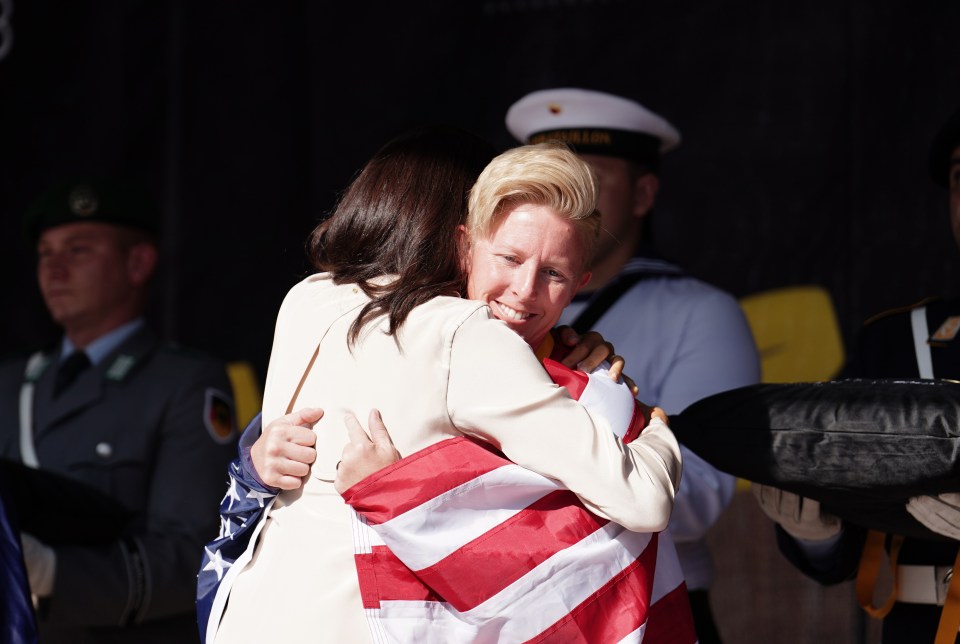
[203,546,232,581]
[219,515,235,540]
[224,475,242,511]
[246,488,274,508]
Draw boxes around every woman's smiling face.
[464,203,592,348]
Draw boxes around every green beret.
[23,179,160,244]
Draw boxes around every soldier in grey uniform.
[0,179,238,642]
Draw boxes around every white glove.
[906,493,960,541]
[752,483,841,541]
[20,532,56,598]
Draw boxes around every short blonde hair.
[466,142,601,268]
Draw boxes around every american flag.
[1,478,38,644]
[196,412,276,642]
[198,358,695,643]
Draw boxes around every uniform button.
[96,442,113,459]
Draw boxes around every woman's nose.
[511,265,538,300]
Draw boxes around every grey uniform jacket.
[0,325,237,643]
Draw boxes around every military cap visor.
[929,106,960,187]
[24,180,160,244]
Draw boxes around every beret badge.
[68,185,99,217]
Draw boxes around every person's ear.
[126,243,158,286]
[632,173,660,219]
[575,271,592,294]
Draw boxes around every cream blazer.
[215,274,681,643]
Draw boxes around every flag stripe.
[362,522,655,642]
[623,403,644,443]
[367,463,564,570]
[542,357,589,398]
[643,582,698,644]
[531,533,658,643]
[416,489,609,610]
[355,548,443,607]
[343,436,518,522]
[650,527,685,604]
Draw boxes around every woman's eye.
[545,269,565,281]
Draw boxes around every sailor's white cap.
[506,88,681,165]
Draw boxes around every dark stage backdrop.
[2,3,959,642]
[2,0,960,381]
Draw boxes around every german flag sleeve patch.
[204,388,236,444]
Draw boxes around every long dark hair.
[307,125,497,345]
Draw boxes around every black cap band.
[528,128,662,168]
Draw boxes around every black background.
[3,0,960,382]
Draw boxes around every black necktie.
[53,351,91,398]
